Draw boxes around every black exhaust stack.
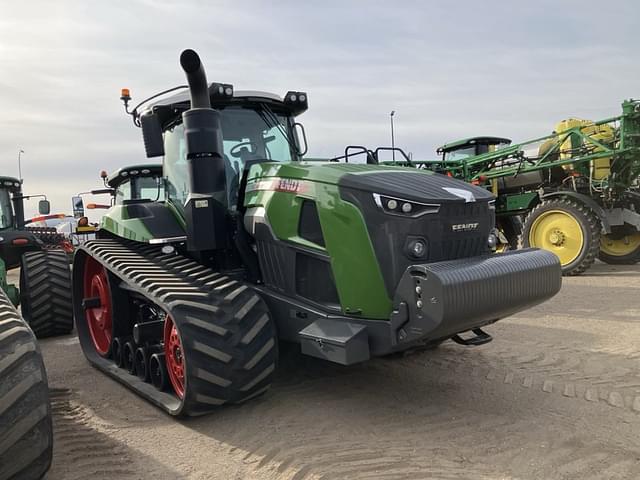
[11,185,25,229]
[179,49,229,252]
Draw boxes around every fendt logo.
[451,222,479,232]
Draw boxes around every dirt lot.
[14,262,640,479]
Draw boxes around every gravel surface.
[17,262,640,479]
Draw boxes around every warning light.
[120,88,131,111]
[100,170,108,179]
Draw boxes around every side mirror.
[38,199,50,215]
[294,122,308,156]
[72,196,85,218]
[140,111,165,158]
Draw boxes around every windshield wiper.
[257,104,301,157]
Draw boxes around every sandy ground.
[12,262,640,479]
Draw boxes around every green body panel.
[496,192,539,214]
[101,205,155,242]
[0,259,19,306]
[245,161,410,319]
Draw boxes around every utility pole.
[18,149,24,184]
[390,111,395,162]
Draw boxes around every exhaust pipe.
[180,49,211,109]
[179,49,229,252]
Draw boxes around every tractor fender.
[541,191,611,234]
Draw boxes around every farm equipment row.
[417,100,640,274]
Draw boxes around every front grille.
[440,235,487,260]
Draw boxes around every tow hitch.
[451,328,493,346]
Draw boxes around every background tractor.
[0,176,73,337]
[419,100,640,275]
[72,49,561,417]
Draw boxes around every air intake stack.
[179,49,229,252]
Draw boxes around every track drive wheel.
[0,289,53,480]
[164,286,278,415]
[521,198,600,276]
[598,231,640,265]
[20,250,74,338]
[82,256,113,357]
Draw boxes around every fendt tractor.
[0,283,53,480]
[69,164,163,243]
[424,100,640,275]
[0,176,73,337]
[75,163,163,214]
[72,49,562,417]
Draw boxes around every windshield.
[0,188,14,229]
[136,176,164,201]
[115,176,164,205]
[443,146,476,162]
[164,105,297,213]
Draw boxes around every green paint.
[101,205,154,242]
[0,259,19,306]
[496,192,539,214]
[246,161,393,319]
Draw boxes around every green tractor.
[0,176,73,337]
[72,49,561,416]
[69,164,163,240]
[424,100,640,275]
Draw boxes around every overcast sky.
[1,0,638,218]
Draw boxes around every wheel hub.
[164,316,185,399]
[549,229,566,246]
[83,257,113,357]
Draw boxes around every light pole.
[18,149,24,183]
[390,111,396,162]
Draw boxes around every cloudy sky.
[1,0,638,217]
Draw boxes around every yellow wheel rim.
[495,244,509,254]
[600,233,640,257]
[528,210,584,266]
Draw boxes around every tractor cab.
[0,176,55,268]
[129,86,307,212]
[438,136,512,162]
[104,164,164,205]
[0,177,21,231]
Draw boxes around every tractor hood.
[246,162,494,204]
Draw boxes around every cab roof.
[0,176,22,191]
[106,164,162,188]
[437,136,512,153]
[144,85,307,129]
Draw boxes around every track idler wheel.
[149,353,168,391]
[135,345,161,382]
[111,337,125,368]
[122,340,136,375]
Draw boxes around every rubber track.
[20,250,74,338]
[0,288,53,480]
[74,238,277,416]
[520,198,601,276]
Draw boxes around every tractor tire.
[0,289,53,480]
[520,198,600,276]
[496,216,522,252]
[598,232,640,265]
[20,250,74,338]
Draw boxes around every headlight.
[373,193,440,217]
